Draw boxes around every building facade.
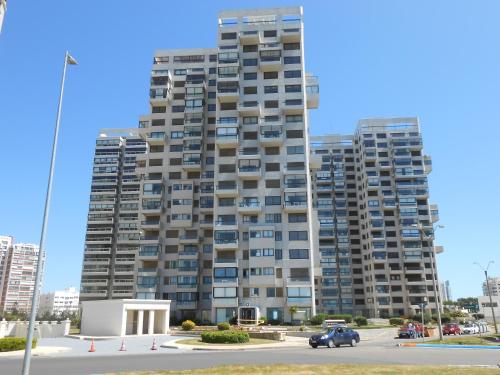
[483,277,500,297]
[440,280,452,302]
[0,235,13,303]
[79,7,442,322]
[478,295,500,324]
[79,130,147,301]
[0,242,45,313]
[310,118,441,318]
[39,287,79,316]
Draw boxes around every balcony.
[282,99,304,115]
[137,267,158,275]
[149,88,171,105]
[178,251,199,259]
[259,126,283,146]
[239,30,260,44]
[212,297,239,307]
[214,238,239,250]
[215,183,238,197]
[182,155,202,171]
[283,200,308,213]
[238,200,261,214]
[146,132,166,145]
[179,235,201,244]
[142,201,162,214]
[286,297,312,306]
[216,133,239,148]
[217,85,239,102]
[214,258,238,267]
[281,27,301,42]
[175,301,198,309]
[183,127,203,140]
[214,219,238,230]
[213,277,238,287]
[259,52,282,71]
[286,277,311,286]
[239,101,261,116]
[140,220,160,230]
[238,165,261,179]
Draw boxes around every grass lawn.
[426,335,500,346]
[112,364,500,375]
[175,338,276,346]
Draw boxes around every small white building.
[39,287,79,316]
[478,296,500,324]
[81,299,171,336]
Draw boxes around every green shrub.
[411,313,432,324]
[259,316,268,326]
[0,338,37,352]
[217,322,230,331]
[310,313,328,325]
[389,317,404,326]
[201,331,249,344]
[181,320,196,331]
[353,316,368,327]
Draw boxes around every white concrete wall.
[81,300,124,336]
[0,319,70,338]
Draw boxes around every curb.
[398,343,500,350]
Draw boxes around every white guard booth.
[81,299,171,336]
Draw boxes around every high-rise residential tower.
[0,242,45,313]
[0,0,6,34]
[0,235,13,302]
[80,130,147,301]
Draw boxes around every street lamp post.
[412,223,444,341]
[21,51,77,375]
[474,261,498,334]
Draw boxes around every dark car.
[443,323,461,335]
[309,325,360,348]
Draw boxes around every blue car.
[309,325,360,348]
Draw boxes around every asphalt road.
[1,345,500,375]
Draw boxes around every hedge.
[353,316,368,327]
[389,317,404,326]
[310,313,353,325]
[201,331,249,344]
[181,320,196,331]
[217,322,230,331]
[0,338,37,352]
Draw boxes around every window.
[289,231,308,241]
[243,45,258,52]
[263,30,277,37]
[287,145,304,154]
[265,213,282,223]
[244,86,257,95]
[285,84,302,93]
[289,249,309,259]
[220,32,237,40]
[284,56,301,64]
[264,100,279,108]
[264,85,278,94]
[284,70,301,78]
[265,196,281,206]
[283,43,300,50]
[244,72,257,80]
[287,287,311,297]
[213,287,237,298]
[265,179,280,188]
[243,58,258,66]
[264,71,278,79]
[288,213,307,223]
[285,115,303,123]
[242,116,258,125]
[265,163,280,172]
[267,288,276,297]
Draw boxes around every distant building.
[0,235,13,302]
[0,0,6,34]
[39,287,80,316]
[478,295,500,324]
[440,280,452,301]
[0,241,45,313]
[483,277,500,297]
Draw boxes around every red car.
[443,323,461,335]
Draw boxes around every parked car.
[398,322,424,339]
[462,323,479,334]
[442,323,462,335]
[309,325,360,348]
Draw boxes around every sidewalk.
[0,346,71,357]
[163,336,308,351]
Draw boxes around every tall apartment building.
[79,7,442,322]
[133,6,319,324]
[80,130,147,301]
[0,0,6,34]
[39,287,79,316]
[0,242,45,313]
[0,235,13,302]
[310,118,441,318]
[483,277,500,297]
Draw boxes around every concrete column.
[137,310,144,335]
[148,310,155,335]
[163,309,170,333]
[120,309,128,336]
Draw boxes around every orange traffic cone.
[119,339,126,351]
[88,338,96,352]
[150,338,158,351]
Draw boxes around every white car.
[462,323,479,334]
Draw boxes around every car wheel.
[350,338,357,347]
[335,344,340,347]
[311,344,318,349]
[327,339,334,348]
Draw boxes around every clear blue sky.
[0,1,499,299]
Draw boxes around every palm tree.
[289,305,298,325]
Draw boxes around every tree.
[289,305,298,324]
